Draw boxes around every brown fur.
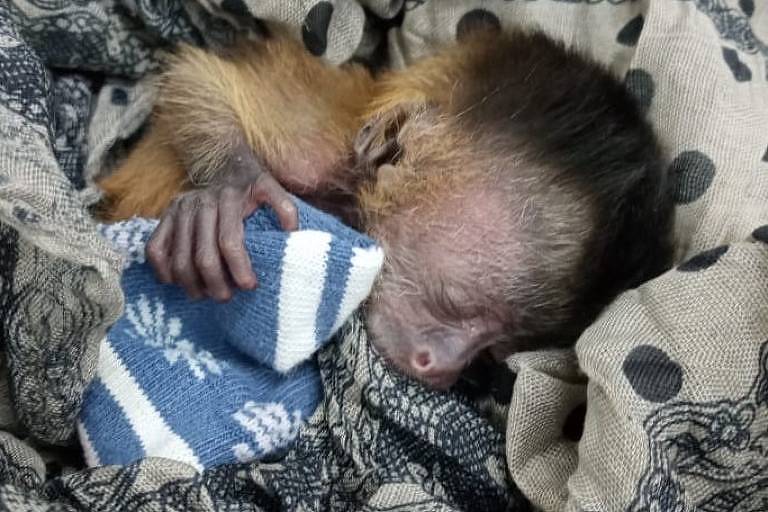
[96,122,188,221]
[364,32,500,116]
[97,31,376,221]
[97,31,503,223]
[95,28,673,388]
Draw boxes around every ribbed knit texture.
[77,199,383,471]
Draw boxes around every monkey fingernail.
[281,199,297,221]
[281,199,294,211]
[214,291,232,303]
[243,275,258,289]
[230,270,258,290]
[280,201,298,230]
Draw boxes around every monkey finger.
[194,199,232,302]
[247,174,298,232]
[146,204,177,284]
[218,188,258,291]
[171,197,205,300]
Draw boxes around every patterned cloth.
[0,0,765,511]
[77,201,382,471]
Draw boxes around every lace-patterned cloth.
[0,0,766,511]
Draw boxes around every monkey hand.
[146,172,298,302]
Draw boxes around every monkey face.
[364,225,516,390]
[358,136,524,389]
[366,279,507,390]
[361,179,595,390]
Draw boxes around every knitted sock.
[77,198,383,471]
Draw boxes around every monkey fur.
[98,33,376,221]
[97,27,675,389]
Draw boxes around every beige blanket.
[0,0,765,510]
[384,2,768,510]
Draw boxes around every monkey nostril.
[412,350,433,373]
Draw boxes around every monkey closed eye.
[353,102,435,174]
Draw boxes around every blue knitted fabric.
[77,198,383,471]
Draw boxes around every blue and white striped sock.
[78,198,383,471]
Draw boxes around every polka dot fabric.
[385,1,768,510]
[507,242,768,511]
[213,0,402,65]
[1,0,762,509]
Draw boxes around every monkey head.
[356,106,599,388]
[354,32,674,390]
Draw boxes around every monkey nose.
[411,350,434,374]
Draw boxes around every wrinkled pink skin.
[368,298,503,389]
[360,181,520,389]
[366,288,508,389]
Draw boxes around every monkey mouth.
[395,363,462,390]
[420,372,461,390]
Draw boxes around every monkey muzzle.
[367,316,496,390]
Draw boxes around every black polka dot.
[762,145,768,162]
[678,245,729,272]
[617,15,644,46]
[302,1,334,56]
[221,0,250,17]
[669,150,716,204]
[456,9,501,41]
[753,225,768,243]
[624,68,654,114]
[740,0,755,17]
[13,206,39,224]
[562,402,586,442]
[722,47,752,82]
[623,345,683,403]
[110,87,128,106]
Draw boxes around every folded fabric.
[77,198,383,471]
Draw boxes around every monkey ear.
[353,102,433,171]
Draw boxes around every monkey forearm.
[155,34,375,197]
[153,40,267,188]
[154,90,245,188]
[190,131,265,188]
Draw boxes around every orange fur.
[156,33,376,189]
[97,31,376,221]
[97,31,490,222]
[96,123,188,220]
[363,33,493,118]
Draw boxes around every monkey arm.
[156,34,375,191]
[141,34,377,302]
[153,44,257,188]
[96,38,304,222]
[100,31,381,301]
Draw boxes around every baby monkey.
[98,27,674,389]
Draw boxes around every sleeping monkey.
[97,27,674,389]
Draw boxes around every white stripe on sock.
[274,231,331,373]
[97,339,203,472]
[76,419,101,467]
[331,246,384,333]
